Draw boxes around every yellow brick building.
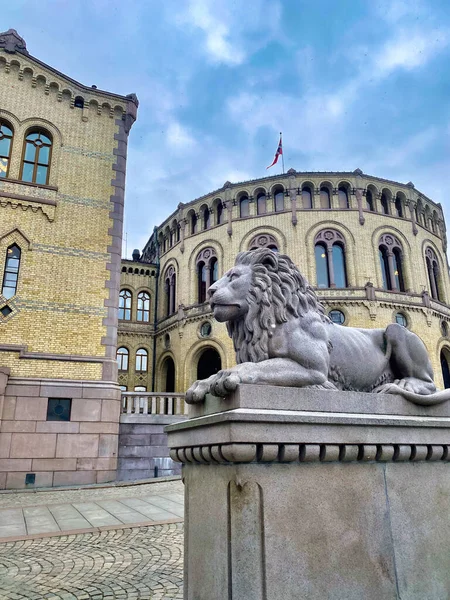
[0,30,137,488]
[118,168,450,394]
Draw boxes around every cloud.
[373,30,449,76]
[174,0,282,66]
[166,121,197,150]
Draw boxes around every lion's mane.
[226,249,329,363]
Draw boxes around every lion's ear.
[261,251,278,271]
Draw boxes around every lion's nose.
[208,285,217,298]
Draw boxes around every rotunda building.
[118,169,450,394]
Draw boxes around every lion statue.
[186,248,450,406]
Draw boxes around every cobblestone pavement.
[0,480,184,539]
[0,523,183,599]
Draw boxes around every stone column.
[167,385,450,600]
[409,202,418,236]
[169,278,175,314]
[387,251,398,291]
[427,262,438,300]
[180,220,185,253]
[355,188,365,225]
[227,202,233,236]
[313,188,321,209]
[205,265,211,293]
[291,191,298,226]
[327,245,336,288]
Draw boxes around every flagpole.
[280,132,285,174]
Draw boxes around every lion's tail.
[393,387,450,406]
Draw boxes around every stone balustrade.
[121,392,187,416]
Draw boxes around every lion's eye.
[230,273,239,281]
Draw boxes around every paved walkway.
[0,523,183,599]
[0,479,184,598]
[0,479,184,540]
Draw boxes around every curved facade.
[118,169,450,393]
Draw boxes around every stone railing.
[121,392,187,416]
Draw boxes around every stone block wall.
[117,414,186,481]
[0,377,120,489]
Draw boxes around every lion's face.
[208,264,253,322]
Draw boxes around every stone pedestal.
[166,385,450,600]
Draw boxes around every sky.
[3,0,450,256]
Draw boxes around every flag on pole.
[266,133,283,169]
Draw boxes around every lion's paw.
[185,379,211,404]
[210,370,241,397]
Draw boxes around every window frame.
[136,291,150,322]
[117,347,129,371]
[119,289,132,320]
[0,120,14,179]
[2,244,21,299]
[135,348,148,372]
[314,230,348,289]
[20,128,53,185]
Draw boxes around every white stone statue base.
[166,385,450,600]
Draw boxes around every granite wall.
[117,414,186,481]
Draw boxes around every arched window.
[21,129,52,185]
[74,96,84,109]
[395,313,407,327]
[314,230,348,288]
[203,207,210,230]
[116,347,129,371]
[2,244,21,299]
[249,234,278,252]
[425,247,441,301]
[197,348,222,380]
[217,202,223,224]
[0,120,13,178]
[320,187,331,209]
[210,257,219,285]
[393,248,405,291]
[302,186,312,209]
[239,195,249,218]
[380,193,389,215]
[137,291,150,322]
[135,348,148,372]
[332,244,347,288]
[196,248,218,303]
[379,246,390,290]
[338,187,349,209]
[190,212,197,234]
[165,266,176,315]
[366,190,374,211]
[415,204,421,226]
[119,289,132,320]
[197,261,207,303]
[257,193,267,215]
[163,356,175,393]
[441,349,450,389]
[394,196,403,218]
[378,234,405,292]
[315,243,329,288]
[424,207,432,231]
[176,224,181,242]
[274,190,285,212]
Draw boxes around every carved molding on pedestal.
[170,442,449,465]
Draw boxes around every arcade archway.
[197,347,222,381]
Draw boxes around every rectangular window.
[47,398,72,421]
